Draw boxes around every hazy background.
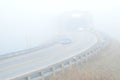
[0,0,120,54]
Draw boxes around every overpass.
[0,30,110,80]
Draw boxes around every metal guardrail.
[10,33,110,80]
[0,39,60,60]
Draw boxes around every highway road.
[0,31,99,80]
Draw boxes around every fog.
[0,0,120,54]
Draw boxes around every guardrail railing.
[11,34,110,80]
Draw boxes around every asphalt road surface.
[0,31,98,80]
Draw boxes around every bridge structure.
[0,29,110,80]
